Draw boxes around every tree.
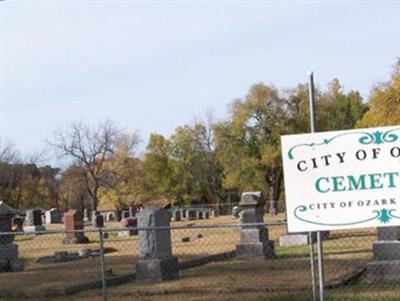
[170,122,223,204]
[358,60,400,127]
[52,120,139,212]
[0,142,60,209]
[58,165,88,211]
[0,142,20,164]
[98,138,144,209]
[142,134,177,200]
[215,83,288,214]
[286,80,366,133]
[318,79,366,131]
[36,165,60,209]
[142,118,224,205]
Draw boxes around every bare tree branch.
[50,120,139,212]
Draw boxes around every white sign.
[281,125,400,233]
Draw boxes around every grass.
[2,291,400,301]
[0,214,387,300]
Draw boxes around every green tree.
[170,123,223,204]
[142,120,224,205]
[358,60,400,127]
[215,83,288,213]
[319,79,366,131]
[287,80,366,133]
[142,134,177,200]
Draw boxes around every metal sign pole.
[308,232,317,301]
[308,71,325,301]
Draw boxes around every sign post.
[308,71,325,301]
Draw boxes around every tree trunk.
[90,196,97,213]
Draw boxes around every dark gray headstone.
[129,207,137,217]
[116,209,122,222]
[0,201,24,272]
[136,207,179,282]
[377,227,400,241]
[236,191,275,258]
[367,227,400,283]
[122,210,130,219]
[106,212,115,222]
[187,210,196,220]
[45,208,61,224]
[172,210,181,222]
[24,209,45,233]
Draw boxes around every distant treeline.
[1,60,399,213]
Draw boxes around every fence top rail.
[170,201,280,208]
[0,221,287,236]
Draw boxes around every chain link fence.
[1,217,399,301]
[170,201,284,216]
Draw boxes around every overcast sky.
[1,1,400,163]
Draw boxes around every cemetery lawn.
[0,214,380,300]
[3,291,400,301]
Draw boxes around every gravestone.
[12,216,24,232]
[187,210,196,220]
[91,211,101,227]
[172,210,181,222]
[235,191,275,258]
[367,226,400,283]
[94,214,104,228]
[45,208,61,224]
[232,206,240,218]
[24,209,45,233]
[0,201,24,272]
[279,233,316,247]
[129,206,137,217]
[116,209,122,222]
[63,210,89,244]
[136,207,179,282]
[118,217,138,237]
[377,227,400,241]
[122,210,130,219]
[83,208,90,222]
[106,212,116,222]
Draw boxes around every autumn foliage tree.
[358,60,400,127]
[52,120,139,213]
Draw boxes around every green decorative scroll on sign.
[294,206,399,227]
[288,128,400,160]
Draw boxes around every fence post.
[98,223,108,301]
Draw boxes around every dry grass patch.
[0,214,378,300]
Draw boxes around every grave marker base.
[0,244,24,272]
[63,236,89,244]
[367,260,400,283]
[136,256,179,282]
[236,240,275,258]
[24,225,46,233]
